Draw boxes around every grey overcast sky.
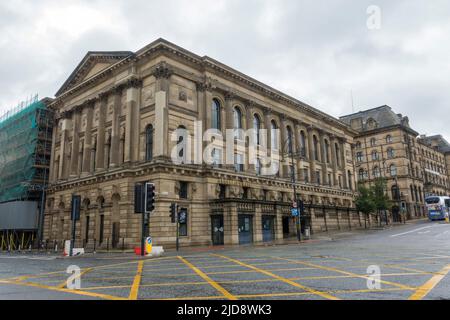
[0,0,449,139]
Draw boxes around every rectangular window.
[178,208,188,237]
[328,174,332,186]
[234,154,244,172]
[316,171,321,185]
[179,182,188,199]
[85,216,90,242]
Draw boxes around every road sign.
[291,208,299,217]
[145,237,153,255]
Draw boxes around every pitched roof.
[55,51,133,96]
[419,135,450,153]
[339,105,415,134]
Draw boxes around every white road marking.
[390,226,434,237]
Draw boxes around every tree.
[372,178,392,225]
[355,183,376,216]
[372,178,392,212]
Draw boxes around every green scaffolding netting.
[0,100,50,203]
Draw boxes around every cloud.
[0,0,449,140]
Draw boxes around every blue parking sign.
[291,208,299,217]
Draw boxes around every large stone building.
[43,39,359,249]
[340,105,450,220]
[417,135,450,197]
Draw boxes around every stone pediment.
[56,51,133,96]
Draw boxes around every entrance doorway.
[112,222,120,249]
[282,216,290,238]
[262,215,275,242]
[211,215,224,246]
[238,214,253,245]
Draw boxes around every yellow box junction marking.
[212,254,339,300]
[274,256,415,291]
[129,261,144,300]
[409,264,450,300]
[177,256,237,300]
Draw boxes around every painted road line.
[128,261,144,300]
[275,257,415,291]
[178,256,237,300]
[212,254,339,300]
[57,267,93,289]
[409,264,450,300]
[390,225,444,238]
[156,287,412,301]
[2,279,125,300]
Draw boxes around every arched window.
[386,135,392,143]
[177,125,187,163]
[271,120,278,150]
[356,141,362,149]
[370,138,376,147]
[145,125,153,161]
[358,169,365,181]
[373,166,381,178]
[233,106,243,140]
[324,140,330,163]
[410,185,415,201]
[253,114,261,145]
[300,131,306,156]
[335,143,340,166]
[212,99,221,130]
[372,150,379,161]
[390,164,397,176]
[356,152,363,162]
[387,148,395,159]
[287,126,293,154]
[313,135,319,161]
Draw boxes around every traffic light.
[145,183,156,212]
[134,184,144,214]
[298,200,305,215]
[170,203,177,223]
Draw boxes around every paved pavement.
[1,219,450,300]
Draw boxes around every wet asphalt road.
[1,219,450,300]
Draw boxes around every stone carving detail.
[178,90,187,102]
[228,185,243,198]
[143,87,154,102]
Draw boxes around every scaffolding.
[0,98,53,204]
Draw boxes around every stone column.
[58,112,71,180]
[124,79,141,164]
[295,122,304,182]
[275,207,284,241]
[95,96,107,172]
[307,126,317,184]
[340,138,348,188]
[330,136,338,186]
[245,103,256,174]
[109,87,122,168]
[224,92,235,168]
[319,131,328,185]
[69,108,81,177]
[254,205,263,243]
[195,82,207,165]
[224,203,239,245]
[280,115,287,178]
[153,63,171,159]
[49,118,58,183]
[82,102,94,176]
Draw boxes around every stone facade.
[43,39,358,249]
[341,106,450,220]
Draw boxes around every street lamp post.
[281,138,302,242]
